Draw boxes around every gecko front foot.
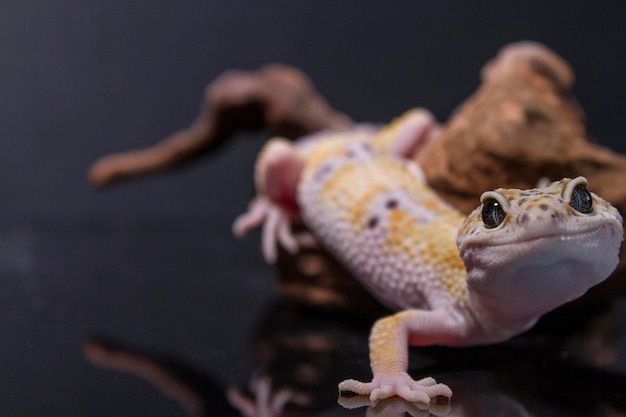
[338,373,451,407]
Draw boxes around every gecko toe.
[338,379,373,396]
[415,377,436,386]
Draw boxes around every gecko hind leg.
[233,139,305,263]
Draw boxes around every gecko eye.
[481,199,506,229]
[569,184,593,214]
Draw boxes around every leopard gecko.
[233,109,623,408]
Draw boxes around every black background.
[1,1,625,416]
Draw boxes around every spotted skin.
[299,137,467,311]
[234,109,623,408]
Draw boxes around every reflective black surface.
[1,2,626,416]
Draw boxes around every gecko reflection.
[85,298,626,417]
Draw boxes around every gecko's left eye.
[570,184,593,214]
[481,199,506,229]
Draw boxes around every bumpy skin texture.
[298,132,466,311]
[235,109,624,408]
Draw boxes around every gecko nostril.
[550,211,562,221]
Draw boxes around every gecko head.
[457,177,623,316]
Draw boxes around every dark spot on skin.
[518,212,529,225]
[346,143,373,159]
[368,216,379,229]
[518,197,527,206]
[386,199,398,209]
[314,164,332,181]
[540,204,549,211]
[521,190,541,196]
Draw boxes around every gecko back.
[298,129,468,311]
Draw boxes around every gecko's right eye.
[481,199,507,229]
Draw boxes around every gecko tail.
[233,138,305,263]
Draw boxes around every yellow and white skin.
[233,109,623,408]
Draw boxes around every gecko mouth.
[515,226,607,246]
[461,222,620,252]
